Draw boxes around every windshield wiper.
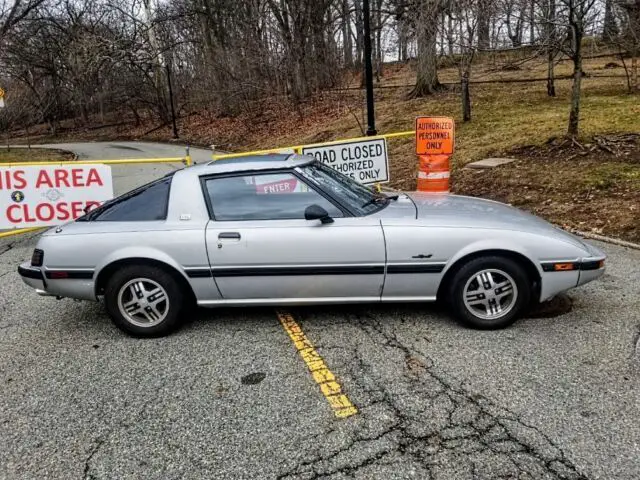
[361,196,389,208]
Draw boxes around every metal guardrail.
[0,155,193,240]
[212,131,414,160]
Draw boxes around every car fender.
[94,246,190,282]
[441,237,543,277]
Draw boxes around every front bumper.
[539,254,606,301]
[577,257,606,286]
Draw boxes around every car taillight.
[31,249,44,267]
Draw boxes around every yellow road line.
[277,310,358,419]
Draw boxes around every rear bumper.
[18,263,48,294]
[18,262,97,300]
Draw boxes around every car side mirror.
[305,204,334,224]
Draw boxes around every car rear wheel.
[448,256,531,329]
[104,265,185,337]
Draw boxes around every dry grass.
[0,147,72,163]
[208,53,638,190]
[455,138,640,241]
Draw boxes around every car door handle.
[218,232,241,240]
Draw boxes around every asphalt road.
[19,141,215,164]
[1,145,639,479]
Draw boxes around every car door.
[380,220,453,300]
[202,171,385,301]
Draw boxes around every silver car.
[18,155,606,337]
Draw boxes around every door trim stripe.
[184,267,213,278]
[386,263,446,274]
[185,263,447,278]
[210,265,385,277]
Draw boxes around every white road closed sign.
[301,138,389,185]
[0,165,113,229]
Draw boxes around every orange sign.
[416,116,455,155]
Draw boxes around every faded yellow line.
[277,310,358,419]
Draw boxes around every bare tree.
[477,0,493,48]
[503,0,526,45]
[603,0,619,40]
[557,0,599,136]
[408,0,445,97]
[617,0,640,90]
[538,0,558,95]
[0,0,46,42]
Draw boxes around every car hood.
[379,192,591,251]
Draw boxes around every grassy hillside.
[9,51,639,241]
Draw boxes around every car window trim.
[199,169,352,222]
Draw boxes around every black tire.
[104,265,185,337]
[447,256,531,329]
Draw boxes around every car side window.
[80,176,173,222]
[205,173,344,221]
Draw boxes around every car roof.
[182,154,315,176]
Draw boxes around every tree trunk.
[375,0,383,81]
[354,0,364,68]
[447,14,454,56]
[408,11,442,98]
[398,17,408,61]
[568,30,583,137]
[545,0,556,96]
[529,0,535,43]
[602,0,618,42]
[568,58,582,136]
[342,0,353,68]
[477,3,490,50]
[461,72,471,121]
[439,11,445,55]
[143,0,168,123]
[547,50,556,96]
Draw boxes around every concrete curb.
[568,229,640,250]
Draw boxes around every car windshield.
[299,162,388,216]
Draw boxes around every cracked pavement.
[1,234,638,479]
[1,153,639,479]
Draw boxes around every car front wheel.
[104,265,185,337]
[448,256,531,329]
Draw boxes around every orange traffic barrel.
[416,154,450,193]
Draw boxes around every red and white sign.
[249,174,309,194]
[0,165,113,229]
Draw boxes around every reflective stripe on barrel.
[417,154,450,193]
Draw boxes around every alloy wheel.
[117,278,170,327]
[463,269,518,320]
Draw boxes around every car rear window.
[79,175,173,222]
